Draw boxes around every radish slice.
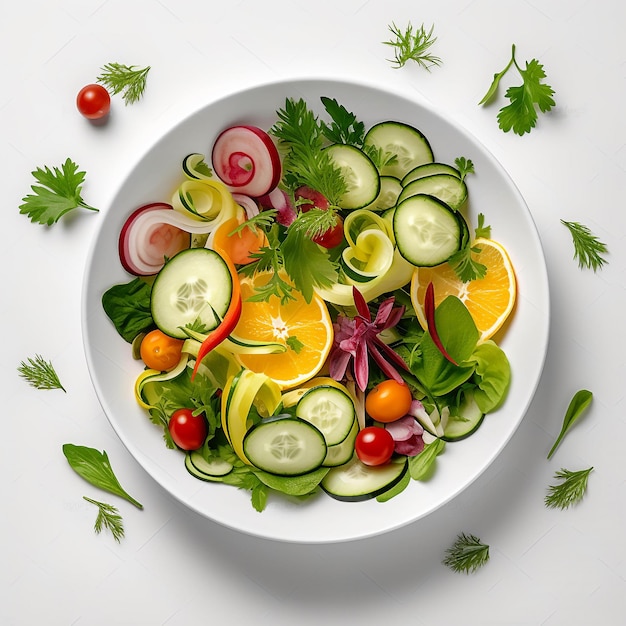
[212,125,281,197]
[119,203,196,276]
[232,193,260,220]
[258,187,297,226]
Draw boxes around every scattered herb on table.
[545,467,593,509]
[97,63,150,105]
[17,354,66,391]
[63,444,143,509]
[560,220,608,271]
[83,496,125,542]
[19,158,98,226]
[383,22,442,70]
[442,532,490,573]
[547,389,593,460]
[479,44,555,135]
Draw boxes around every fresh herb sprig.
[19,158,97,226]
[454,156,475,180]
[442,533,490,573]
[18,354,66,391]
[320,96,366,146]
[560,220,608,271]
[479,44,555,135]
[447,213,490,282]
[83,497,125,542]
[384,22,442,70]
[63,444,143,509]
[545,467,593,509]
[97,63,150,105]
[548,389,593,460]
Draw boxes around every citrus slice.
[410,237,517,342]
[232,272,334,389]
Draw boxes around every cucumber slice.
[442,389,484,441]
[364,121,434,180]
[397,174,468,211]
[324,144,380,210]
[401,162,461,186]
[321,454,408,502]
[184,451,233,482]
[323,417,358,467]
[243,416,327,476]
[393,194,462,267]
[151,248,232,339]
[363,175,402,212]
[295,385,356,446]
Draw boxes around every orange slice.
[232,272,334,389]
[410,237,516,342]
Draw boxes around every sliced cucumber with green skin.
[243,416,327,476]
[362,175,402,212]
[364,121,434,180]
[151,248,232,339]
[184,451,233,482]
[323,417,358,467]
[324,144,380,210]
[442,389,485,441]
[321,454,408,502]
[397,174,468,211]
[295,385,356,446]
[393,194,462,267]
[401,162,461,186]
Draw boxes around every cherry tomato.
[168,408,208,450]
[211,215,268,265]
[76,84,111,120]
[294,185,344,249]
[355,426,395,466]
[140,329,184,371]
[313,216,344,248]
[365,379,413,423]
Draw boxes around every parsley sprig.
[83,497,125,542]
[383,22,442,70]
[19,158,98,225]
[560,220,608,271]
[442,533,490,573]
[18,354,66,391]
[97,63,150,105]
[479,44,555,135]
[545,467,593,509]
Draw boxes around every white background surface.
[2,1,625,624]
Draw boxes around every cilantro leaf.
[20,158,98,225]
[320,96,365,146]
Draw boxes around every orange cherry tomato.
[140,329,184,371]
[212,216,268,265]
[365,379,413,423]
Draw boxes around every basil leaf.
[102,278,153,343]
[547,390,593,460]
[62,444,143,509]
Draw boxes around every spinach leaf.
[102,278,153,343]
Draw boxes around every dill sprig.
[442,532,490,573]
[83,497,125,542]
[17,354,66,391]
[383,22,442,70]
[560,220,608,271]
[97,63,150,105]
[545,467,593,510]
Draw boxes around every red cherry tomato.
[365,379,413,423]
[355,426,395,466]
[295,185,344,249]
[76,84,111,120]
[140,329,184,371]
[168,408,208,450]
[313,217,344,248]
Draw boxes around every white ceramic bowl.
[82,78,549,543]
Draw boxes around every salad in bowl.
[84,79,548,542]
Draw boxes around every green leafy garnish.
[454,156,475,180]
[547,389,593,460]
[447,215,490,282]
[102,277,153,343]
[545,467,593,510]
[383,22,442,70]
[479,44,555,135]
[83,497,125,542]
[97,62,150,105]
[442,533,490,573]
[320,96,365,146]
[560,220,608,271]
[17,354,65,391]
[62,444,143,509]
[19,158,98,225]
[286,336,304,354]
[230,209,277,236]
